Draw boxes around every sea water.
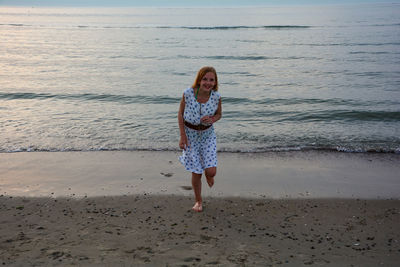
[1,4,399,153]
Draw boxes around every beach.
[1,3,400,266]
[1,151,400,266]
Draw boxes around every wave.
[349,51,396,55]
[219,71,258,77]
[280,110,400,122]
[2,22,398,30]
[295,42,400,47]
[205,55,271,60]
[0,92,180,104]
[0,23,27,27]
[223,109,400,123]
[2,92,399,109]
[158,25,311,30]
[370,23,400,27]
[0,23,311,30]
[1,146,398,154]
[176,55,320,61]
[222,96,399,108]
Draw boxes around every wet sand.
[1,151,399,198]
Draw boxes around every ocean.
[1,3,399,153]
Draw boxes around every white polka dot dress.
[179,87,221,174]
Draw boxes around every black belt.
[184,121,211,131]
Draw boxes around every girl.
[178,66,222,212]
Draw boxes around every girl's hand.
[179,134,188,150]
[200,116,214,125]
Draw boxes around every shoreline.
[1,150,399,199]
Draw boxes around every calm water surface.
[0,4,399,153]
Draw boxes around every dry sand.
[1,151,400,266]
[1,195,399,266]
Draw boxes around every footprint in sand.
[180,186,192,191]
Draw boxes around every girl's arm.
[200,98,222,125]
[178,94,188,149]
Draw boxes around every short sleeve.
[214,91,221,100]
[183,87,192,102]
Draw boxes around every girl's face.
[199,72,216,93]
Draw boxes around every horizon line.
[1,2,398,8]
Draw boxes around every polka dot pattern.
[179,87,221,174]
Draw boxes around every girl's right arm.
[178,94,188,149]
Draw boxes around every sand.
[1,151,400,266]
[1,151,400,198]
[1,195,399,266]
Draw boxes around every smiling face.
[192,66,219,92]
[199,72,216,93]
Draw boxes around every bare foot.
[192,202,203,212]
[206,176,214,188]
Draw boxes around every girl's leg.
[205,167,216,188]
[192,172,203,212]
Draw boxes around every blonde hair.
[191,66,219,91]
